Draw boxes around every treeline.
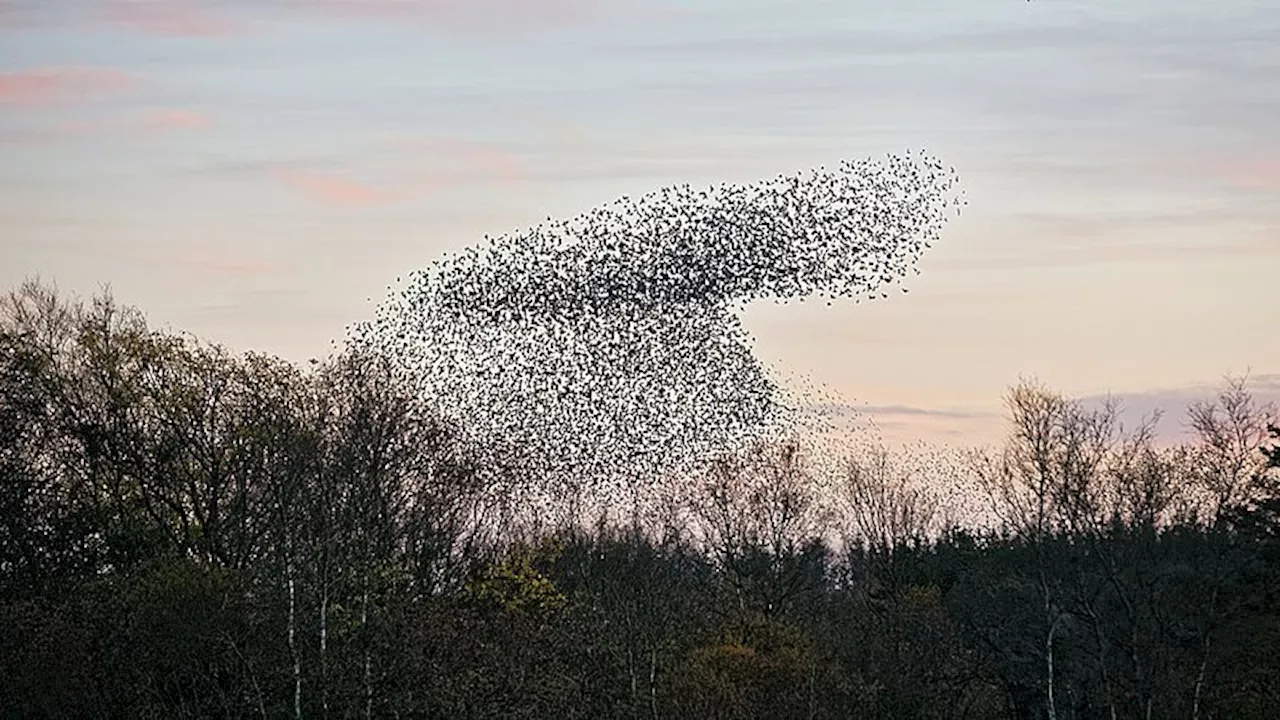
[2,279,1278,719]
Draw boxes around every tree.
[1188,377,1277,526]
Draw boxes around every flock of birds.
[348,151,964,506]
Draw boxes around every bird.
[347,151,964,512]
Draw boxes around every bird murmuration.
[349,150,964,502]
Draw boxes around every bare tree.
[1182,377,1277,719]
[692,438,825,562]
[971,379,1123,720]
[689,438,829,620]
[836,442,942,552]
[1187,376,1277,526]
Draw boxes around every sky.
[3,0,1277,447]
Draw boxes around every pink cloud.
[469,144,522,184]
[1077,376,1280,447]
[441,140,522,184]
[173,248,274,278]
[382,134,523,185]
[60,119,93,133]
[142,108,212,131]
[1220,160,1280,191]
[305,0,606,34]
[0,66,137,108]
[134,243,274,278]
[278,168,400,207]
[102,0,246,37]
[4,0,674,36]
[276,136,526,209]
[0,119,95,145]
[516,108,592,150]
[0,110,217,145]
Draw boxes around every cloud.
[307,0,585,21]
[277,168,400,207]
[380,134,523,186]
[512,107,594,153]
[126,242,274,278]
[168,247,275,278]
[101,0,246,37]
[300,0,638,36]
[805,402,993,421]
[869,418,967,435]
[1217,159,1280,191]
[192,136,517,205]
[0,66,137,108]
[1075,374,1280,444]
[863,404,992,420]
[457,142,521,184]
[5,0,670,35]
[961,204,1280,269]
[142,108,212,131]
[129,239,275,275]
[203,138,516,208]
[179,155,351,180]
[0,0,39,29]
[0,109,210,145]
[0,119,95,144]
[1250,374,1280,393]
[1010,204,1259,237]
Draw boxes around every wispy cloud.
[0,0,38,30]
[862,404,993,420]
[0,119,94,144]
[513,107,594,154]
[4,0,672,35]
[0,109,211,145]
[101,0,246,37]
[277,168,402,208]
[179,155,350,180]
[168,246,275,278]
[142,108,212,131]
[456,142,521,184]
[380,134,523,186]
[1217,159,1280,191]
[299,0,654,36]
[373,133,524,193]
[805,402,993,421]
[1010,205,1255,236]
[0,66,137,108]
[1250,374,1280,393]
[208,138,515,209]
[307,0,586,22]
[864,404,991,420]
[1076,374,1280,444]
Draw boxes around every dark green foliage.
[2,280,1278,719]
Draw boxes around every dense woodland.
[2,278,1278,719]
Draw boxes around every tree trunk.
[1046,612,1063,720]
[320,579,329,720]
[649,646,659,720]
[288,561,301,720]
[1192,586,1219,720]
[627,645,638,718]
[807,657,817,720]
[364,587,373,720]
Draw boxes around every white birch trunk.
[288,560,301,720]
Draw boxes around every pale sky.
[3,0,1277,446]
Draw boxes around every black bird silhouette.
[348,151,963,497]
